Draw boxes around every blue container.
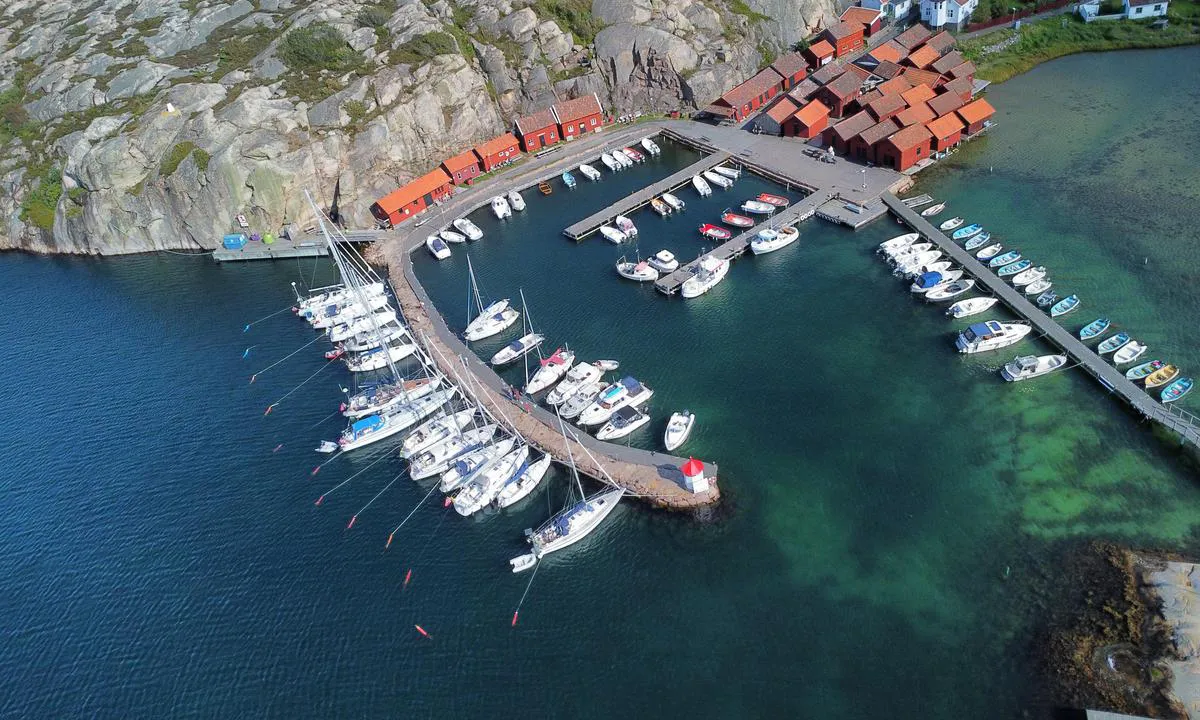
[222,233,247,250]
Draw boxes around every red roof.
[870,41,907,65]
[957,98,996,125]
[903,67,943,87]
[375,168,451,214]
[877,75,912,97]
[886,123,933,151]
[866,93,907,120]
[948,61,977,79]
[825,20,864,41]
[873,60,905,79]
[721,67,785,107]
[552,93,603,123]
[442,149,479,173]
[765,97,800,123]
[810,63,844,86]
[822,71,863,100]
[859,118,901,146]
[927,91,966,117]
[793,99,830,126]
[901,83,936,106]
[682,457,705,476]
[514,108,558,135]
[906,45,941,70]
[943,76,974,99]
[926,112,964,140]
[931,50,966,75]
[894,24,932,50]
[473,132,519,158]
[808,39,835,59]
[771,52,808,79]
[925,31,956,55]
[894,101,935,127]
[830,110,876,142]
[788,78,821,101]
[840,6,883,27]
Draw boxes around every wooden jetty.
[212,229,386,262]
[884,193,1200,449]
[561,152,732,241]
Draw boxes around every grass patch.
[532,0,605,44]
[550,64,589,83]
[215,26,273,77]
[160,141,197,176]
[19,166,63,231]
[393,31,459,63]
[279,22,363,73]
[0,86,39,145]
[757,41,777,68]
[129,179,145,197]
[193,148,210,172]
[729,0,771,23]
[446,24,477,62]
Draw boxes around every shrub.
[19,166,64,231]
[357,6,392,28]
[161,141,197,176]
[393,31,459,64]
[279,22,363,73]
[532,0,605,44]
[193,148,210,172]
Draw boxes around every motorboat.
[751,226,799,255]
[757,193,789,207]
[440,229,466,244]
[641,137,662,155]
[988,250,1022,268]
[526,348,576,395]
[453,218,483,240]
[722,210,754,228]
[539,181,552,195]
[741,200,775,215]
[887,241,933,262]
[1161,377,1193,403]
[703,170,732,189]
[464,307,520,341]
[342,376,437,418]
[925,278,975,302]
[1050,294,1079,317]
[681,255,729,299]
[920,203,945,217]
[490,332,545,366]
[976,243,1003,260]
[622,147,644,163]
[1036,290,1058,308]
[491,196,512,220]
[559,381,604,419]
[692,175,712,196]
[910,269,962,293]
[939,217,964,231]
[1097,331,1131,355]
[878,233,920,254]
[956,320,1032,353]
[338,389,455,452]
[507,190,525,212]
[664,411,695,451]
[892,250,942,277]
[1145,364,1180,389]
[596,406,651,440]
[713,165,741,180]
[401,409,476,459]
[495,453,554,509]
[509,486,624,571]
[662,192,686,211]
[579,164,601,181]
[964,232,991,251]
[615,214,638,238]
[651,197,672,216]
[699,223,732,241]
[328,308,398,342]
[599,225,628,243]
[600,152,620,172]
[344,338,418,372]
[946,297,998,318]
[454,445,529,517]
[1024,278,1052,296]
[409,425,498,481]
[579,376,653,426]
[426,235,451,260]
[1125,359,1165,380]
[438,437,515,492]
[594,360,620,372]
[648,250,679,273]
[316,440,338,453]
[611,149,632,168]
[951,224,983,240]
[1079,318,1110,340]
[997,259,1032,277]
[562,171,577,188]
[1012,265,1047,286]
[616,257,659,282]
[546,362,602,405]
[923,261,953,275]
[1001,354,1068,382]
[1112,340,1147,364]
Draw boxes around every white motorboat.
[579,376,652,427]
[440,229,466,244]
[401,409,476,458]
[616,257,659,282]
[596,406,651,441]
[579,163,601,181]
[741,199,775,215]
[328,308,398,342]
[976,243,1003,260]
[750,225,799,255]
[409,425,498,481]
[491,196,512,220]
[453,218,483,240]
[611,149,632,168]
[703,169,732,189]
[1011,266,1047,286]
[713,165,740,180]
[1024,278,1052,296]
[507,190,525,212]
[910,269,963,293]
[594,360,620,372]
[878,233,920,254]
[886,241,933,262]
[559,380,604,419]
[490,332,544,366]
[892,251,942,277]
[925,278,975,302]
[510,487,625,571]
[664,410,695,451]
[546,362,602,405]
[946,297,998,319]
[495,453,553,509]
[921,202,946,217]
[615,214,638,238]
[648,250,679,273]
[1001,354,1068,381]
[692,175,712,196]
[641,137,661,155]
[956,320,1032,354]
[344,338,418,372]
[662,192,686,211]
[939,216,964,231]
[599,225,628,244]
[426,235,451,260]
[337,389,455,452]
[525,348,575,395]
[921,261,953,276]
[438,437,515,491]
[681,255,729,299]
[1112,340,1147,365]
[454,445,529,516]
[600,152,620,171]
[341,376,437,418]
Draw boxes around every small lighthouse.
[681,457,709,494]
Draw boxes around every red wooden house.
[371,168,453,226]
[840,6,884,36]
[784,99,830,139]
[706,67,785,122]
[849,118,900,163]
[825,110,876,154]
[805,39,836,67]
[927,91,966,119]
[441,150,481,186]
[956,98,996,134]
[472,132,520,172]
[514,108,559,152]
[877,124,933,171]
[926,113,964,152]
[552,93,604,139]
[771,52,808,90]
[815,71,863,117]
[761,97,799,135]
[823,21,865,58]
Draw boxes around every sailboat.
[490,290,543,366]
[463,256,519,341]
[408,425,499,481]
[454,445,529,516]
[495,453,554,509]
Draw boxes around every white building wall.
[1124,0,1169,17]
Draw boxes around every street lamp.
[1011,6,1017,24]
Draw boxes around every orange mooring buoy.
[415,625,430,639]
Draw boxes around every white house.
[862,0,915,20]
[920,0,979,29]
[1124,0,1169,18]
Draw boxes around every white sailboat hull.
[454,446,528,516]
[401,409,476,458]
[525,351,576,395]
[464,308,520,341]
[531,487,625,558]
[345,341,418,372]
[328,309,399,342]
[495,454,553,509]
[408,425,498,480]
[437,437,515,490]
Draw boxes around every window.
[1154,3,1162,7]
[1136,6,1143,11]
[590,118,597,126]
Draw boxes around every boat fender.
[415,625,431,639]
[404,569,412,588]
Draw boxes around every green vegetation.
[0,85,38,145]
[160,141,197,176]
[193,148,210,172]
[215,26,273,77]
[729,0,771,23]
[279,22,363,73]
[356,5,392,29]
[393,31,459,63]
[532,0,605,44]
[445,24,477,62]
[757,42,778,68]
[961,8,1200,82]
[19,166,63,231]
[790,38,811,52]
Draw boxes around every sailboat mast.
[554,411,586,500]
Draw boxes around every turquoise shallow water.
[2,47,1200,718]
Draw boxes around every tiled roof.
[957,98,996,124]
[866,93,907,120]
[894,101,935,127]
[514,108,558,135]
[825,21,863,40]
[793,99,830,126]
[943,76,975,99]
[822,70,864,100]
[703,103,737,118]
[903,67,943,87]
[721,67,785,107]
[927,91,966,117]
[830,110,876,142]
[949,61,977,79]
[894,24,932,50]
[765,96,800,123]
[873,60,904,79]
[926,112,965,139]
[901,83,936,106]
[552,94,603,123]
[858,89,884,105]
[859,118,901,146]
[810,63,843,85]
[907,45,941,69]
[870,41,907,65]
[877,75,912,96]
[788,78,821,101]
[442,149,480,173]
[807,39,836,59]
[846,64,873,81]
[886,123,933,151]
[925,31,956,55]
[840,6,884,27]
[771,52,808,79]
[931,50,966,75]
[375,168,451,214]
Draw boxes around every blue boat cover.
[506,340,522,351]
[351,415,384,437]
[916,271,943,288]
[966,323,991,337]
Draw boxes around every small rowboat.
[692,175,712,196]
[1146,364,1180,388]
[1112,340,1147,365]
[964,232,991,250]
[713,165,740,180]
[699,223,732,241]
[1079,318,1110,340]
[1097,331,1131,355]
[561,171,576,188]
[951,224,983,240]
[703,170,732,188]
[1012,265,1046,286]
[721,210,754,228]
[1125,360,1164,380]
[741,200,775,215]
[1036,290,1057,308]
[538,181,552,195]
[1161,377,1193,403]
[1024,278,1052,296]
[997,259,1032,277]
[1050,294,1079,317]
[599,225,627,243]
[920,203,946,217]
[939,217,964,231]
[988,250,1021,268]
[976,243,1003,260]
[757,193,789,207]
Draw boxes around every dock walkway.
[561,152,730,240]
[884,193,1200,449]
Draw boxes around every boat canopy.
[505,339,522,351]
[619,376,644,393]
[916,271,943,288]
[351,415,384,437]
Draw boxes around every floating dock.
[884,193,1200,448]
[212,229,386,262]
[561,152,731,241]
